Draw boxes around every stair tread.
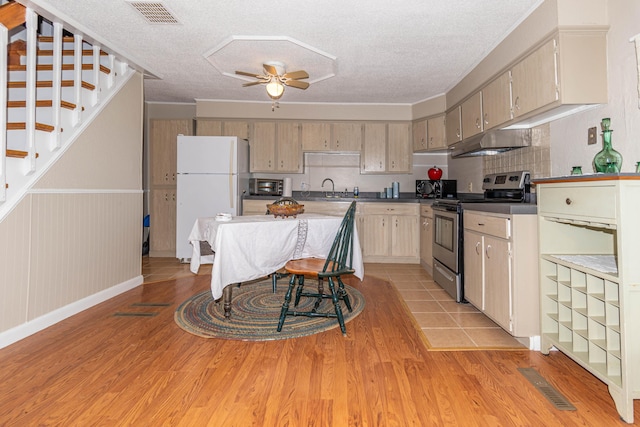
[6,149,40,159]
[7,100,76,110]
[8,80,96,91]
[13,48,108,56]
[8,122,55,132]
[8,63,111,74]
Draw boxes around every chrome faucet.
[322,178,335,198]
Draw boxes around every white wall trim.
[0,275,143,350]
[28,189,143,194]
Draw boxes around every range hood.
[450,129,532,158]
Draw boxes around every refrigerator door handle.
[228,141,235,209]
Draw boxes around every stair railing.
[0,23,7,203]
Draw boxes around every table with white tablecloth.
[188,213,364,317]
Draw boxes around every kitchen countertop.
[461,202,537,215]
[244,191,432,203]
[243,191,537,214]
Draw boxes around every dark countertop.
[243,192,537,214]
[461,202,537,215]
[244,191,432,203]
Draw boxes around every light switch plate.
[588,127,598,145]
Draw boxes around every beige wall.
[0,74,144,340]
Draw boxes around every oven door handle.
[434,263,456,282]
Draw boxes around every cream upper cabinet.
[412,119,427,152]
[460,92,483,139]
[276,122,302,172]
[250,122,302,173]
[445,107,461,146]
[222,121,250,139]
[481,72,512,131]
[387,123,411,173]
[196,119,249,139]
[250,122,277,172]
[427,115,447,151]
[301,122,361,152]
[361,122,411,174]
[511,38,558,119]
[301,122,331,151]
[361,123,387,173]
[332,122,362,152]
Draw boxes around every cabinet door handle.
[485,245,492,258]
[566,198,572,205]
[475,241,481,255]
[475,118,481,129]
[514,96,520,111]
[484,113,489,126]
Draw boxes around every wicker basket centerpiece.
[267,197,305,218]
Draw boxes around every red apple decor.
[428,166,443,181]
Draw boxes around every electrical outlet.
[467,182,473,192]
[588,127,597,145]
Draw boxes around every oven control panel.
[482,171,530,191]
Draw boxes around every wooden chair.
[277,201,357,335]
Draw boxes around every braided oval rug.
[175,278,365,340]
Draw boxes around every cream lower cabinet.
[420,204,433,274]
[360,203,419,263]
[536,176,640,424]
[463,210,539,338]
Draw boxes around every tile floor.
[142,257,525,350]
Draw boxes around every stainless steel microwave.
[249,178,283,196]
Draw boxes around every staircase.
[0,1,134,221]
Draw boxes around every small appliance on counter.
[416,179,457,199]
[249,178,283,196]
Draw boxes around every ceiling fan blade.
[283,70,309,80]
[235,70,262,78]
[284,80,309,90]
[263,63,278,76]
[242,81,264,87]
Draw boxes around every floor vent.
[518,368,576,411]
[126,1,181,25]
[131,303,171,307]
[113,312,159,317]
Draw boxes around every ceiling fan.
[235,61,309,100]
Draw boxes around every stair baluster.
[1,24,7,203]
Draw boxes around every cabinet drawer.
[421,204,433,217]
[539,185,616,221]
[362,203,418,216]
[464,211,510,239]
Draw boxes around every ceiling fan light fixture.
[265,78,284,99]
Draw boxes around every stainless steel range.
[431,171,532,302]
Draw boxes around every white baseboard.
[0,276,143,350]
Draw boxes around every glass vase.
[593,118,623,173]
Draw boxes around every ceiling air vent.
[126,1,181,24]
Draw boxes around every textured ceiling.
[25,0,542,104]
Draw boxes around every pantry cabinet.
[360,203,419,263]
[250,122,302,173]
[148,119,193,257]
[361,122,411,174]
[462,210,539,338]
[536,176,640,423]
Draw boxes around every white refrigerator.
[175,135,249,261]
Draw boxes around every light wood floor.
[0,259,636,425]
[142,257,525,350]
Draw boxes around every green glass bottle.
[593,118,622,173]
